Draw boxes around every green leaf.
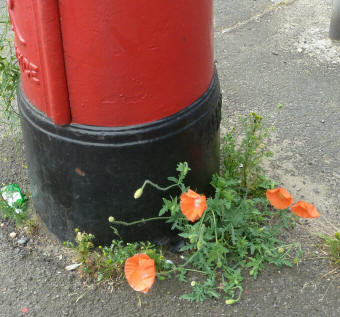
[159,204,169,216]
[207,290,220,298]
[224,201,231,210]
[167,176,178,183]
[181,293,195,301]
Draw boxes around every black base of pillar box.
[18,71,222,245]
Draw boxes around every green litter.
[1,183,24,213]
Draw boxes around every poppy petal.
[290,201,320,218]
[266,188,293,209]
[180,189,207,222]
[124,254,156,294]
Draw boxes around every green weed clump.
[64,230,170,282]
[65,112,303,304]
[321,232,340,266]
[222,112,274,191]
[0,194,27,225]
[0,12,20,128]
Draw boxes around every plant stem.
[160,252,198,276]
[180,252,198,267]
[211,210,218,245]
[242,118,258,188]
[141,180,179,192]
[112,217,169,227]
[183,268,207,274]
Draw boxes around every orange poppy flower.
[290,201,320,218]
[180,189,207,222]
[266,188,293,209]
[124,253,156,294]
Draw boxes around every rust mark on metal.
[74,168,86,176]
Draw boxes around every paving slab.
[214,0,274,30]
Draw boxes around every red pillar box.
[12,0,221,244]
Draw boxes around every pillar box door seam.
[8,0,71,125]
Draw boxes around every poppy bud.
[76,231,83,242]
[225,299,237,305]
[183,162,189,176]
[134,187,143,199]
[191,281,196,287]
[108,216,115,223]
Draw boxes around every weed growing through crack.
[0,194,27,225]
[64,230,169,282]
[320,232,340,266]
[65,112,306,303]
[24,216,39,237]
[0,10,20,130]
[222,112,274,191]
[0,8,22,166]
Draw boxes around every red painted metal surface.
[59,0,214,126]
[8,0,70,125]
[12,0,214,127]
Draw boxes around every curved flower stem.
[141,180,179,192]
[233,286,243,303]
[112,217,169,227]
